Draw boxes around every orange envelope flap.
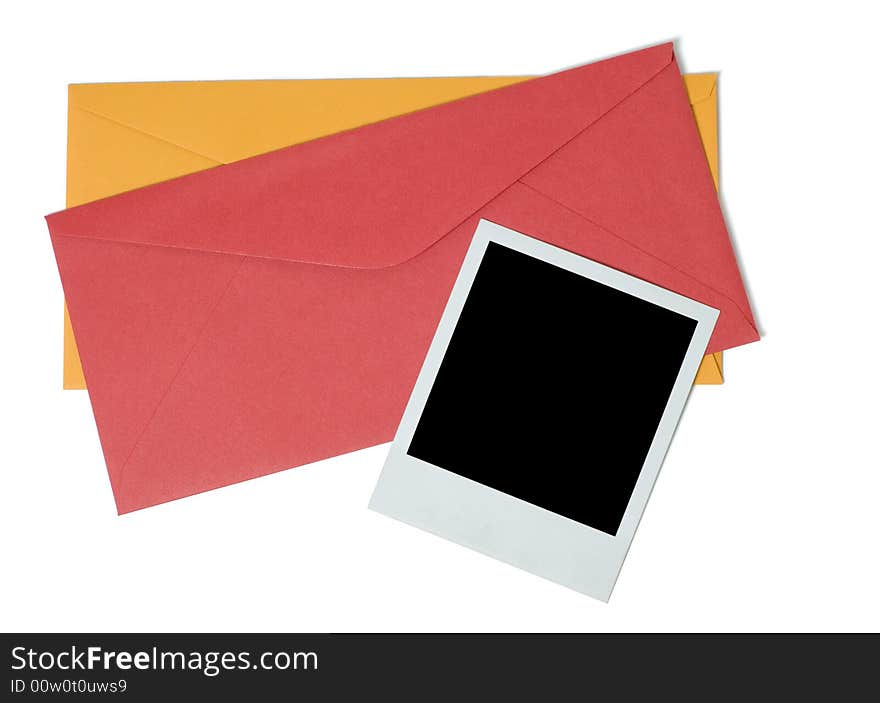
[683,73,719,188]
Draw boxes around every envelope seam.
[689,93,715,107]
[688,82,717,106]
[112,255,249,502]
[516,180,759,337]
[712,352,724,378]
[71,106,225,166]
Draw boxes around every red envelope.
[47,43,758,513]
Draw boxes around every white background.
[1,1,877,632]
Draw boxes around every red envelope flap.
[46,43,675,269]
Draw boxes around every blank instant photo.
[369,220,718,600]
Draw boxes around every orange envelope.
[62,72,724,388]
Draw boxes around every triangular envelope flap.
[521,59,755,331]
[47,44,674,269]
[69,76,530,164]
[682,72,717,104]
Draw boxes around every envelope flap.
[682,72,717,104]
[48,44,675,269]
[684,73,719,189]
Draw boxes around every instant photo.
[370,220,718,600]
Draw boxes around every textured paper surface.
[48,44,757,512]
[63,71,725,387]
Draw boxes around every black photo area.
[407,242,698,536]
